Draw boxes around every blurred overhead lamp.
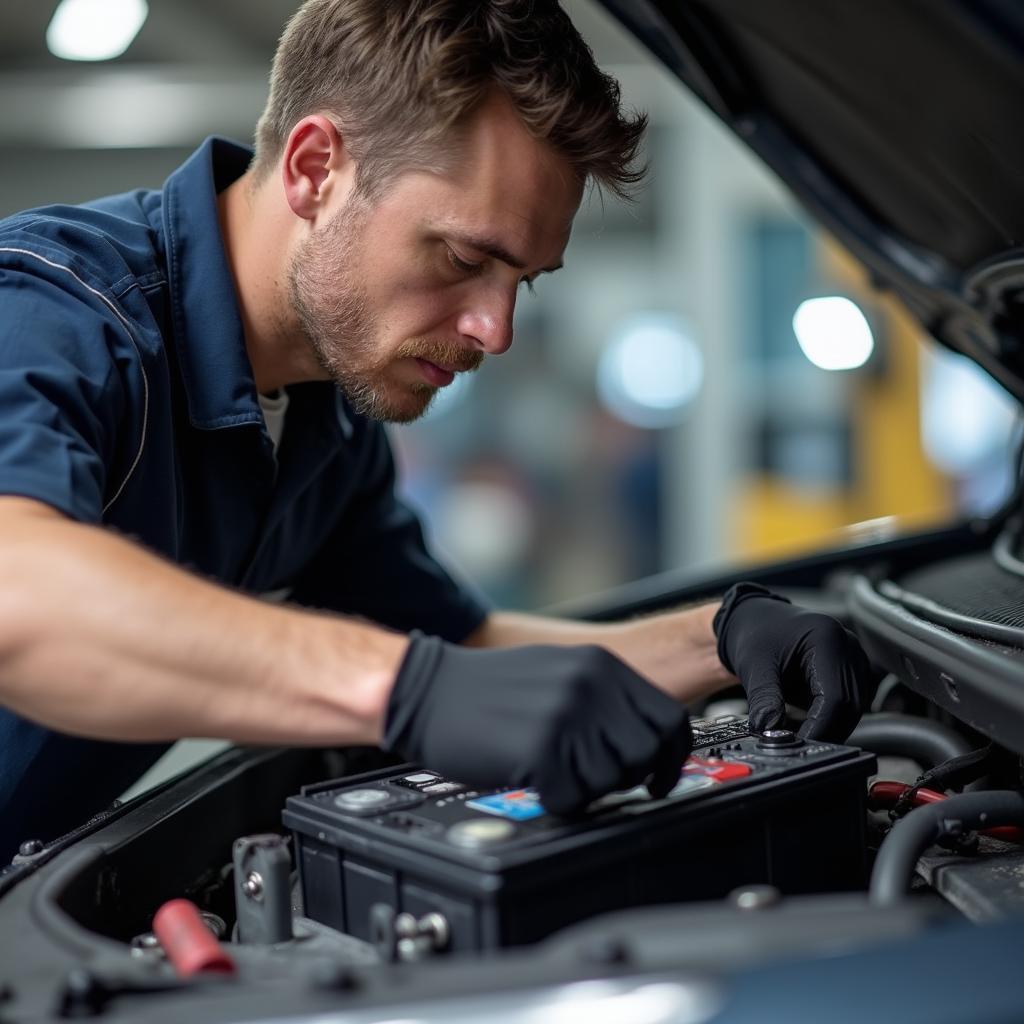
[597,314,703,429]
[793,296,874,371]
[920,348,1018,476]
[47,0,149,62]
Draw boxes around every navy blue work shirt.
[0,137,489,861]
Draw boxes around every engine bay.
[3,525,1024,1022]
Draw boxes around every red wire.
[868,780,1023,841]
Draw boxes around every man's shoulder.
[0,189,166,299]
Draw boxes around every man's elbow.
[460,616,497,647]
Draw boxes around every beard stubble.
[287,202,482,423]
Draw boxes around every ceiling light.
[597,315,704,429]
[47,0,149,62]
[793,296,874,371]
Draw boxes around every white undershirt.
[258,388,290,454]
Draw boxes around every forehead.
[383,95,583,265]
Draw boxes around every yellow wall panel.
[734,241,953,561]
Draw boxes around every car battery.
[283,716,876,952]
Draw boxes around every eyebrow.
[446,232,564,275]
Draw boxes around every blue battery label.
[466,789,547,821]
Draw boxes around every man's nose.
[456,287,515,356]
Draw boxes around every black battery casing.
[283,719,876,952]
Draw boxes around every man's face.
[288,96,582,423]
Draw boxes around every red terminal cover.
[152,899,236,976]
[684,757,753,782]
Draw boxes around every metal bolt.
[199,911,227,939]
[241,871,264,901]
[129,934,165,960]
[731,884,782,911]
[396,936,422,961]
[420,912,449,950]
[17,839,43,858]
[58,969,106,1017]
[391,912,451,962]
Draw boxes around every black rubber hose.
[869,790,1024,907]
[849,713,972,769]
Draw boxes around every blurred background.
[3,0,1020,614]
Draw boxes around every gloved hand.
[712,583,872,741]
[382,632,692,815]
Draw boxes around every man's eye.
[520,277,537,295]
[445,246,482,275]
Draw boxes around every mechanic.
[0,0,871,862]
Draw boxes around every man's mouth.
[415,352,479,385]
[414,358,457,388]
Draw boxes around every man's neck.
[217,174,328,395]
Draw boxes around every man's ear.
[280,115,355,222]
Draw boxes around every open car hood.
[599,0,1024,403]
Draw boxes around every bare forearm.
[0,500,406,744]
[465,605,734,704]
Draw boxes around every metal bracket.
[232,834,292,944]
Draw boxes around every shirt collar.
[160,136,356,443]
[161,136,262,430]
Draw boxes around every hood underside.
[599,0,1024,402]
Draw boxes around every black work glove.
[383,632,692,815]
[712,583,872,742]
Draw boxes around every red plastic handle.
[153,899,236,976]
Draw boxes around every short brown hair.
[252,0,646,200]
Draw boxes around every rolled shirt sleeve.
[0,254,129,523]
